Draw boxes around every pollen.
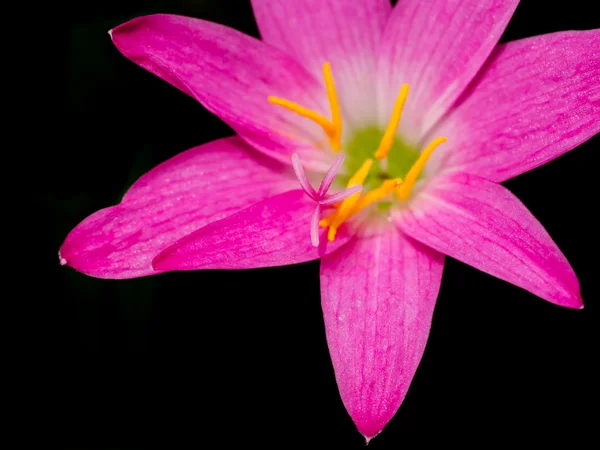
[268,62,342,151]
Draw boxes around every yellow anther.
[319,212,336,228]
[353,178,403,214]
[396,137,447,200]
[268,62,342,151]
[327,222,341,242]
[268,96,337,137]
[321,176,401,240]
[347,159,373,188]
[374,84,410,160]
[323,62,342,150]
[326,159,373,241]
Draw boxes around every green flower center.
[342,126,421,190]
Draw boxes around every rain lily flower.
[61,0,599,441]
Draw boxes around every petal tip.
[362,432,381,446]
[562,290,584,310]
[355,419,385,444]
[562,297,584,310]
[360,428,382,445]
[58,250,67,266]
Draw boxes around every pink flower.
[60,0,599,441]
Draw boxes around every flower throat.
[269,62,446,241]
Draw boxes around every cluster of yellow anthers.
[269,62,446,242]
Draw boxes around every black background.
[51,0,598,447]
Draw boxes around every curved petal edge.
[434,29,600,181]
[394,173,583,308]
[320,223,444,439]
[152,189,354,271]
[60,137,294,279]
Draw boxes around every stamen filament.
[353,178,403,214]
[268,62,342,151]
[347,158,373,188]
[319,177,401,234]
[396,137,447,200]
[325,159,373,241]
[319,211,336,228]
[268,96,336,138]
[374,84,410,160]
[323,62,342,150]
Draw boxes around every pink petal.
[252,0,392,126]
[393,173,582,309]
[377,0,519,143]
[320,223,444,440]
[432,30,600,182]
[110,14,335,172]
[152,190,353,271]
[60,137,295,279]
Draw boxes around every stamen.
[268,96,337,139]
[319,211,336,228]
[353,178,403,214]
[326,159,373,241]
[312,185,362,247]
[347,158,374,187]
[319,178,402,231]
[323,62,342,150]
[268,62,342,151]
[374,84,410,160]
[396,137,447,200]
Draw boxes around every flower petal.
[152,190,353,271]
[251,0,392,126]
[432,30,600,182]
[60,137,294,279]
[320,223,444,440]
[393,173,582,308]
[110,14,335,171]
[377,0,519,143]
